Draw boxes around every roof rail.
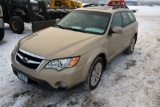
[112,5,129,9]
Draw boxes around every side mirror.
[112,26,123,34]
[55,18,60,24]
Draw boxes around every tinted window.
[111,12,123,29]
[127,12,136,23]
[121,12,131,27]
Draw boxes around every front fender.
[80,48,106,81]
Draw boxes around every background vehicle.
[0,0,51,34]
[0,5,4,41]
[47,0,82,8]
[46,0,82,20]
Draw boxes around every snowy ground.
[0,6,160,107]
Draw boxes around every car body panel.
[20,27,100,60]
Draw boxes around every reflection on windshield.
[57,10,111,35]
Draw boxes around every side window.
[121,12,131,27]
[111,12,123,29]
[127,12,136,23]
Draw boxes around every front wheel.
[84,57,104,90]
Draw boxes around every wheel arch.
[97,53,107,71]
[134,33,138,43]
[82,51,107,81]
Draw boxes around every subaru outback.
[11,6,138,90]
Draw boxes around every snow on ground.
[0,6,160,107]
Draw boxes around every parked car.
[11,6,138,90]
[0,5,4,41]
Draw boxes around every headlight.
[45,57,80,71]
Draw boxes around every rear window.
[127,12,136,23]
[121,12,131,27]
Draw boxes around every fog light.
[58,82,68,88]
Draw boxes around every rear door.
[121,11,134,49]
[108,12,124,59]
[127,11,138,39]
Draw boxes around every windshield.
[57,10,111,35]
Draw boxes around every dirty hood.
[20,27,99,60]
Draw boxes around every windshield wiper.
[66,28,85,32]
[54,26,87,33]
[54,25,66,29]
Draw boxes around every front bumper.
[11,48,92,90]
[12,65,55,91]
[11,63,86,90]
[11,54,90,90]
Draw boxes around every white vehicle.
[0,5,4,41]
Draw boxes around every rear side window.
[127,12,136,23]
[111,12,123,29]
[121,12,131,27]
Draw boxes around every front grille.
[16,49,44,70]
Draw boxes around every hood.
[20,27,100,60]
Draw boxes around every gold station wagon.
[11,6,138,90]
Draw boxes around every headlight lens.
[45,57,80,71]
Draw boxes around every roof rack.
[107,0,129,9]
[112,5,129,9]
[82,0,128,10]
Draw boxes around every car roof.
[76,6,131,14]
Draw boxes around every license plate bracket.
[18,72,28,83]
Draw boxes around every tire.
[125,37,136,55]
[0,28,4,41]
[84,57,104,90]
[9,16,24,34]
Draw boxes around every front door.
[107,12,124,60]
